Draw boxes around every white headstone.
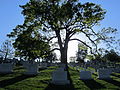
[51,68,70,85]
[24,63,38,75]
[57,67,64,71]
[80,70,92,80]
[98,69,112,79]
[39,63,47,69]
[59,63,66,68]
[113,68,120,73]
[22,61,29,68]
[0,63,13,73]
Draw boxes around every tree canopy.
[103,49,120,62]
[8,0,118,64]
[8,25,50,60]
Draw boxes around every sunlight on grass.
[0,66,120,90]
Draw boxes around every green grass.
[0,66,58,90]
[0,66,120,90]
[69,67,120,90]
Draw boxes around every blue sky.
[0,0,120,47]
[0,0,29,44]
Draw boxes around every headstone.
[39,63,47,69]
[51,68,70,85]
[59,63,66,68]
[80,70,92,80]
[22,61,29,67]
[98,69,112,79]
[0,63,13,73]
[24,63,38,75]
[113,68,120,73]
[57,67,64,71]
[59,63,66,70]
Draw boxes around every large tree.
[8,0,117,64]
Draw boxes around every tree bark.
[60,38,69,65]
[55,30,69,65]
[60,47,68,64]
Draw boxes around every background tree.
[0,40,14,61]
[103,49,120,62]
[43,52,58,63]
[69,56,76,63]
[76,43,88,63]
[8,0,118,65]
[86,54,94,61]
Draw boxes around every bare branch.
[69,26,84,39]
[81,30,98,53]
[50,48,60,52]
[47,36,57,42]
[69,38,93,54]
[55,30,63,48]
[90,28,98,36]
[69,31,76,39]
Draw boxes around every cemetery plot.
[22,61,39,75]
[51,68,70,85]
[80,70,92,80]
[0,66,120,89]
[0,63,14,74]
[39,63,48,69]
[97,69,112,79]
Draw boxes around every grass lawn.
[0,66,120,90]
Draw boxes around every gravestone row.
[0,62,120,85]
[51,64,70,85]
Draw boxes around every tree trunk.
[55,30,69,65]
[60,43,68,65]
[60,45,69,70]
[60,48,67,64]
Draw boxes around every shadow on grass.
[92,73,98,76]
[111,73,120,78]
[45,67,75,90]
[0,73,11,77]
[67,68,75,90]
[82,79,105,89]
[13,66,24,70]
[0,74,35,88]
[38,68,47,71]
[103,79,120,88]
[45,83,74,90]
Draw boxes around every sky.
[0,0,120,60]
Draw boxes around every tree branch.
[55,30,63,48]
[81,30,98,54]
[90,28,99,37]
[50,48,60,52]
[69,24,84,39]
[47,36,57,42]
[69,38,93,54]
